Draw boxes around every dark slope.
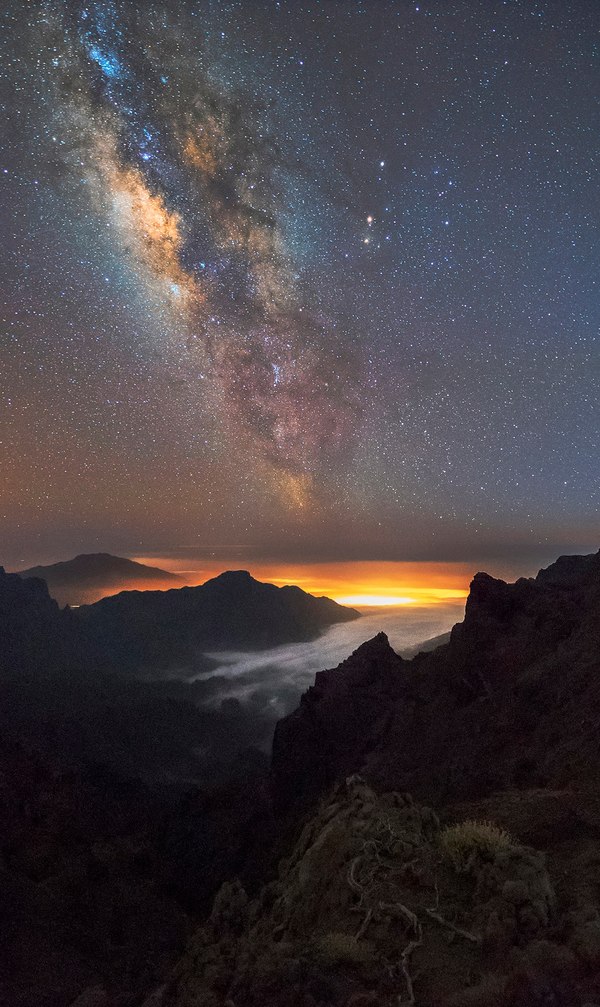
[77,570,359,676]
[0,566,275,1007]
[16,552,182,606]
[0,567,93,676]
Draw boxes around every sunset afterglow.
[335,595,417,607]
[127,557,495,608]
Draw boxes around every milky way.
[41,0,361,498]
[1,1,599,567]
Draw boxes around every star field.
[1,1,599,568]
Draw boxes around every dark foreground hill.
[76,570,360,676]
[0,567,276,1006]
[16,552,182,606]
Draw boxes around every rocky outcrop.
[163,776,600,1007]
[272,551,600,813]
[272,633,404,812]
[0,566,91,676]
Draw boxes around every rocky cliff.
[272,550,600,813]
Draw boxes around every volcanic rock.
[272,550,600,812]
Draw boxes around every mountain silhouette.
[77,569,360,675]
[16,552,182,606]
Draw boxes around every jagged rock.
[272,633,403,813]
[272,550,600,813]
[209,880,249,936]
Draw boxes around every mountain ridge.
[76,568,360,675]
[1,564,360,679]
[15,552,183,606]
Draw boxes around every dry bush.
[440,820,514,871]
[313,931,374,966]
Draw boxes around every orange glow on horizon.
[336,594,416,606]
[335,587,469,607]
[127,557,473,608]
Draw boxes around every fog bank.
[194,602,464,721]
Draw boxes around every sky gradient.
[2,1,598,572]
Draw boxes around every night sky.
[2,1,599,571]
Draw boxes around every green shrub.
[313,931,374,966]
[439,820,513,871]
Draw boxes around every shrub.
[440,820,514,871]
[313,931,374,966]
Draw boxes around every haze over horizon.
[2,2,599,578]
[10,546,599,611]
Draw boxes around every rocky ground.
[167,776,593,1007]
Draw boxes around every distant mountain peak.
[15,553,182,607]
[75,568,359,674]
[72,551,125,563]
[209,569,254,582]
